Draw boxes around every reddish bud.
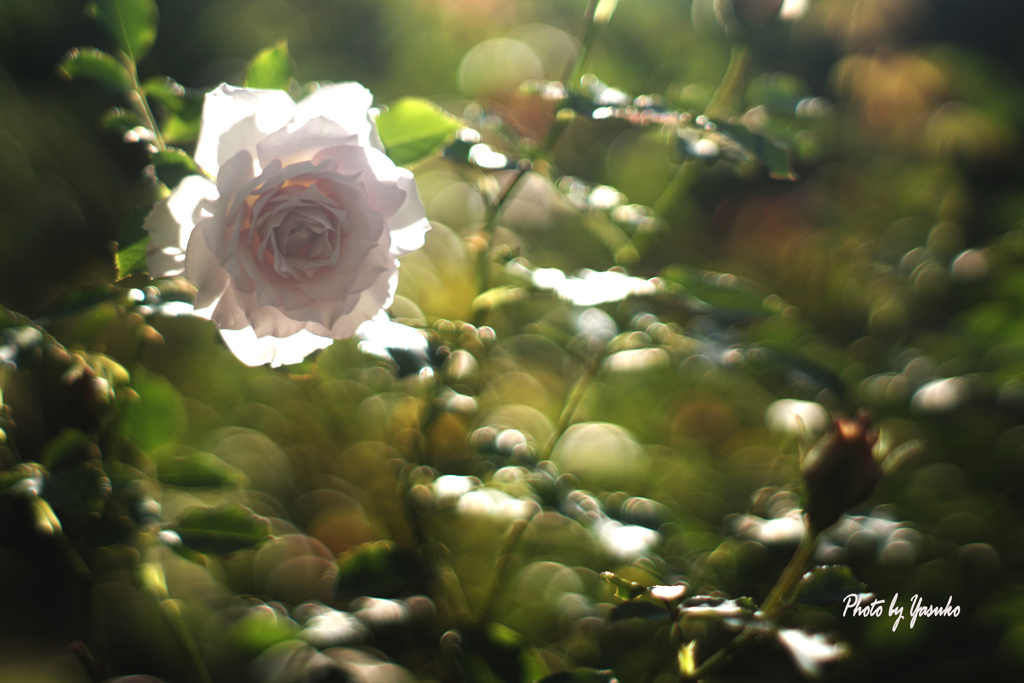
[801,411,880,533]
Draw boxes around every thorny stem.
[683,523,820,681]
[652,44,753,217]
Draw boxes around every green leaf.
[335,541,434,598]
[678,641,698,677]
[710,118,796,181]
[142,75,185,111]
[57,47,132,91]
[151,147,201,189]
[461,624,547,683]
[244,40,293,91]
[100,107,145,134]
[761,139,796,181]
[472,286,529,314]
[660,265,776,318]
[600,571,649,600]
[376,98,460,166]
[154,446,247,488]
[40,285,123,319]
[41,429,98,471]
[115,206,153,281]
[0,463,46,495]
[118,369,185,452]
[161,112,202,145]
[89,0,159,63]
[172,503,272,554]
[229,608,299,658]
[679,596,756,623]
[160,95,204,144]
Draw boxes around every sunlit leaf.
[229,607,299,657]
[376,98,461,166]
[244,40,293,91]
[151,147,201,189]
[161,112,202,145]
[57,47,132,91]
[173,503,272,554]
[100,107,145,134]
[154,446,247,488]
[777,628,850,677]
[678,641,698,677]
[151,87,204,144]
[118,369,185,452]
[679,596,756,628]
[472,286,530,314]
[31,497,62,536]
[142,75,185,111]
[796,565,868,606]
[89,0,159,62]
[600,571,648,600]
[115,206,153,281]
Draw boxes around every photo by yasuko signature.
[843,593,961,632]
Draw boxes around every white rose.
[143,82,430,367]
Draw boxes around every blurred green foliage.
[3,1,1024,682]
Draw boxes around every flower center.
[283,221,318,257]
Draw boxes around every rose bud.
[801,411,880,533]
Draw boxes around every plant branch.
[474,513,534,624]
[683,522,820,681]
[760,522,818,618]
[652,44,753,217]
[540,344,606,461]
[122,56,166,153]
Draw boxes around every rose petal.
[257,117,359,170]
[387,179,431,255]
[292,82,382,150]
[218,327,335,367]
[194,84,296,176]
[144,175,217,278]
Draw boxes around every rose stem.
[121,55,167,153]
[652,44,752,218]
[682,521,820,681]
